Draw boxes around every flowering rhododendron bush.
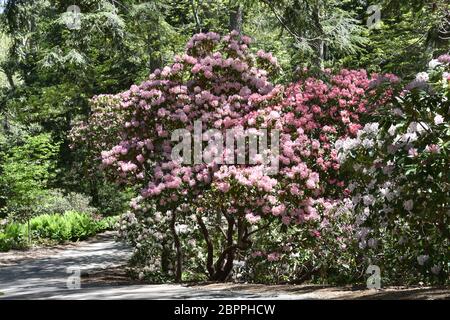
[336,55,450,284]
[98,31,288,281]
[70,95,126,172]
[69,95,134,215]
[70,31,449,285]
[80,30,393,282]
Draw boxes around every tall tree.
[260,0,367,68]
[0,0,179,208]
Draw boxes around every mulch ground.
[81,267,450,300]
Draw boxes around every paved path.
[0,234,448,300]
[0,234,133,299]
[0,234,288,300]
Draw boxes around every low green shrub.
[36,190,97,216]
[0,221,27,251]
[0,212,118,252]
[30,211,95,241]
[95,215,118,231]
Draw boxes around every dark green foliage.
[0,133,59,220]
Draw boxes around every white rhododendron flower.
[388,124,398,136]
[443,72,450,82]
[434,115,444,125]
[428,59,441,69]
[417,255,429,266]
[415,72,429,82]
[431,265,441,275]
[407,122,429,135]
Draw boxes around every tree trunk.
[212,213,235,281]
[312,2,324,68]
[196,215,215,278]
[148,16,162,72]
[229,3,243,33]
[313,39,324,69]
[197,211,238,281]
[161,241,170,273]
[89,177,100,208]
[170,211,183,282]
[190,0,202,32]
[27,219,31,245]
[5,70,16,91]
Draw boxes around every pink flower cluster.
[69,94,126,177]
[437,54,450,64]
[94,32,284,211]
[256,50,279,68]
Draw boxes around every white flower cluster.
[335,123,380,162]
[417,54,450,89]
